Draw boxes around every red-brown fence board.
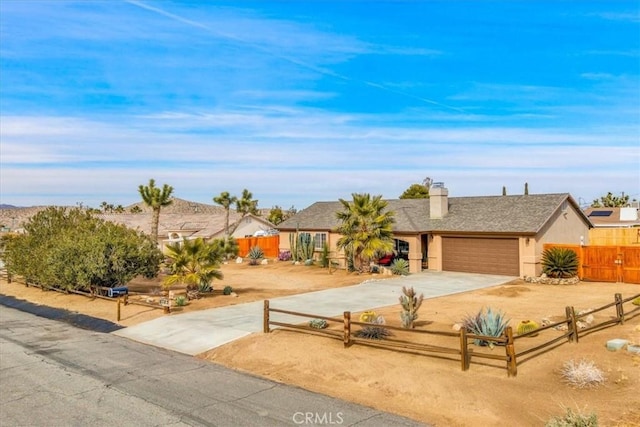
[236,235,280,258]
[543,244,640,284]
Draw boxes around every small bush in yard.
[174,295,187,307]
[541,247,579,278]
[632,296,640,306]
[223,285,233,295]
[545,407,598,427]
[278,250,292,261]
[561,359,605,389]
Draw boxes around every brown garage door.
[442,237,519,276]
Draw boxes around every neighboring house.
[99,198,276,250]
[583,206,640,228]
[277,185,592,278]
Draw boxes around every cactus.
[299,233,315,261]
[399,286,424,328]
[359,311,377,323]
[309,319,328,329]
[516,320,539,337]
[289,230,299,262]
[288,229,315,262]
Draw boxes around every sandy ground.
[2,262,639,426]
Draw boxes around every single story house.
[277,185,592,278]
[583,206,640,228]
[99,198,276,250]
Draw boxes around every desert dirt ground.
[1,261,639,427]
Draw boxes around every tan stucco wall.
[532,204,590,276]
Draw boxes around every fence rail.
[263,292,640,377]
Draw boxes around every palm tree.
[138,178,174,245]
[213,191,238,237]
[335,193,395,272]
[163,238,224,291]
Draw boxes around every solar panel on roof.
[588,210,613,217]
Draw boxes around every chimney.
[430,182,448,219]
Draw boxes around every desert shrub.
[632,296,640,306]
[309,319,328,329]
[174,295,187,307]
[354,315,392,340]
[248,246,264,265]
[223,285,233,295]
[197,282,213,293]
[462,307,510,348]
[561,359,605,389]
[399,286,424,329]
[542,247,579,278]
[278,250,292,261]
[390,258,410,276]
[545,408,598,427]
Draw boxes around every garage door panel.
[442,237,519,276]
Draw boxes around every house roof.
[278,193,591,235]
[582,207,640,228]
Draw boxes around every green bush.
[319,243,330,268]
[545,408,598,427]
[174,295,187,307]
[197,282,213,293]
[223,285,233,295]
[632,296,640,306]
[541,247,579,278]
[462,307,510,348]
[390,258,410,275]
[248,246,264,265]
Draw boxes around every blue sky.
[1,1,638,210]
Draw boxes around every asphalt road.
[0,306,426,427]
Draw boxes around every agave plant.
[541,247,579,278]
[462,307,510,348]
[390,258,410,276]
[354,315,392,340]
[248,246,264,265]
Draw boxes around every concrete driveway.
[113,271,514,355]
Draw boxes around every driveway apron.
[113,271,513,355]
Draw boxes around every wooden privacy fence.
[263,293,640,377]
[236,235,280,258]
[589,228,640,246]
[544,243,640,284]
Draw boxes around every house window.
[314,233,327,250]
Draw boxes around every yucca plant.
[462,307,510,348]
[399,286,424,329]
[541,247,579,278]
[248,246,264,265]
[390,258,410,276]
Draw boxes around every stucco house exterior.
[277,186,592,278]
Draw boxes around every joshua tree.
[138,178,174,245]
[213,191,238,237]
[229,189,260,234]
[335,193,395,272]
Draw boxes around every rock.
[235,257,243,264]
[606,339,629,351]
[261,259,268,265]
[452,323,462,331]
[230,292,238,298]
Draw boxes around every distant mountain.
[0,204,19,209]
